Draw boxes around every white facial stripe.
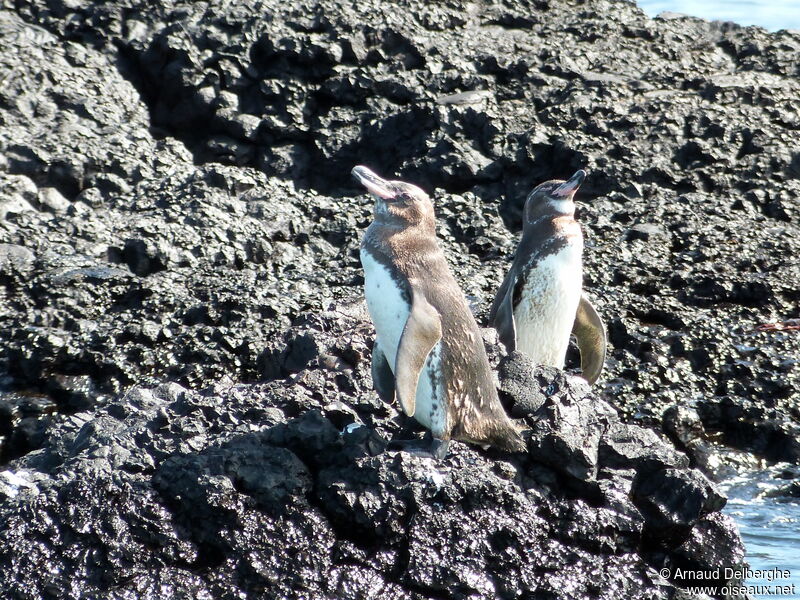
[549,198,575,214]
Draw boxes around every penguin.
[489,170,606,384]
[353,165,525,457]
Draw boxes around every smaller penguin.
[353,165,525,457]
[489,170,606,384]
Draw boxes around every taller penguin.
[353,166,525,457]
[490,170,606,384]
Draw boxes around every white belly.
[514,247,582,368]
[361,249,445,436]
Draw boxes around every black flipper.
[572,293,606,385]
[490,271,518,353]
[388,434,450,459]
[371,338,395,403]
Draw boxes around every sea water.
[637,0,800,31]
[721,469,800,600]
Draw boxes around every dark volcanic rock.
[0,0,794,597]
[0,369,744,599]
[1,0,798,451]
[499,351,551,416]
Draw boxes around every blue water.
[721,469,800,599]
[637,0,800,31]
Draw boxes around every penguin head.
[352,166,434,228]
[523,169,586,224]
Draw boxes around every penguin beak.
[352,166,395,200]
[553,170,586,198]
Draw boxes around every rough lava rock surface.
[0,359,744,599]
[1,0,797,597]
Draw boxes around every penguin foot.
[394,417,425,439]
[387,435,449,459]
